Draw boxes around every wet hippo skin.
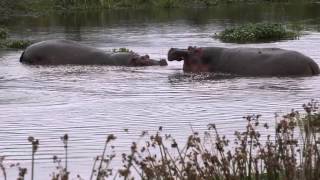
[168,46,319,76]
[20,40,167,66]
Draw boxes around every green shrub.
[0,40,32,49]
[5,40,32,49]
[215,23,300,43]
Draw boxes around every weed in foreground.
[1,101,320,179]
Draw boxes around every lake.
[1,3,320,179]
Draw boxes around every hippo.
[20,40,167,66]
[168,46,320,76]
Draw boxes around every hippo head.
[130,54,168,66]
[168,47,209,72]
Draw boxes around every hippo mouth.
[167,48,189,61]
[168,47,203,62]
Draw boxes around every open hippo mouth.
[168,48,189,61]
[168,47,209,72]
[168,47,203,62]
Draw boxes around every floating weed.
[215,23,300,43]
[112,47,131,53]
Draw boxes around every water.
[1,3,320,179]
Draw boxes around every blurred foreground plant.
[1,100,320,179]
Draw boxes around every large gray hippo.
[20,40,167,66]
[168,46,319,76]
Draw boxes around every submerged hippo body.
[168,47,320,76]
[20,40,167,66]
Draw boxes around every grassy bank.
[1,100,320,179]
[1,0,319,16]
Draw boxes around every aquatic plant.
[215,23,300,43]
[112,47,131,53]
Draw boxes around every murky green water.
[1,3,320,179]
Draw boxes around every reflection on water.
[1,3,320,179]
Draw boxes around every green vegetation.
[112,47,131,53]
[1,101,320,179]
[215,23,300,43]
[0,27,32,49]
[0,40,33,49]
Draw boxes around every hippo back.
[20,40,112,65]
[214,47,319,76]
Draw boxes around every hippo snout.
[167,48,177,61]
[168,48,189,61]
[159,59,168,66]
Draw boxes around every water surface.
[1,3,320,179]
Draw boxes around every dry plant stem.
[96,141,108,180]
[31,151,34,180]
[159,143,174,178]
[89,157,98,180]
[163,145,183,177]
[123,146,135,180]
[65,142,68,172]
[0,160,6,180]
[146,148,156,169]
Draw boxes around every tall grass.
[0,101,319,179]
